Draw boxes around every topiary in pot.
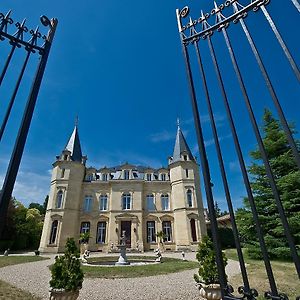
[49,238,84,300]
[194,236,227,300]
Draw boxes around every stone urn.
[49,289,79,300]
[197,283,222,300]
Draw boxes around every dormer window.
[161,174,166,181]
[183,155,188,161]
[124,170,130,180]
[102,173,108,181]
[86,174,93,181]
[146,173,152,181]
[63,154,68,161]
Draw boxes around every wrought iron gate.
[176,1,299,299]
[0,11,58,235]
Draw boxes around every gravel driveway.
[0,252,240,300]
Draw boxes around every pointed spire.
[171,123,195,163]
[64,123,83,162]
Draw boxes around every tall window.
[147,221,156,243]
[185,169,189,178]
[124,170,130,180]
[146,173,152,181]
[122,193,131,210]
[102,173,108,181]
[84,196,93,212]
[187,189,193,207]
[56,190,63,208]
[49,220,58,244]
[161,194,169,211]
[60,168,65,178]
[96,222,106,244]
[99,195,108,211]
[80,222,90,234]
[146,194,155,211]
[161,173,166,181]
[162,221,172,242]
[190,219,197,242]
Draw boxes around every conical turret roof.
[172,125,195,163]
[64,125,83,162]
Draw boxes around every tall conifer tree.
[236,109,300,259]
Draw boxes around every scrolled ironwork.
[264,291,289,300]
[176,0,270,43]
[0,10,53,53]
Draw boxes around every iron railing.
[176,1,299,299]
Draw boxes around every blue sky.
[0,1,299,210]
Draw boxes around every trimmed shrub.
[207,227,235,249]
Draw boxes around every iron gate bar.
[232,2,300,172]
[176,10,228,293]
[215,3,300,278]
[193,40,256,300]
[291,0,300,12]
[204,32,279,298]
[0,46,31,141]
[260,5,300,82]
[0,19,28,87]
[0,15,57,236]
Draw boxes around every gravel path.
[0,252,241,300]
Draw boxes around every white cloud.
[229,160,240,172]
[149,130,174,143]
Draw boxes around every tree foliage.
[1,199,43,251]
[194,236,227,284]
[236,109,300,260]
[50,238,84,291]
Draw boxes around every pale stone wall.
[39,153,207,253]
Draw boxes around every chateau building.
[39,124,207,253]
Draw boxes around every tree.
[236,109,300,260]
[28,203,44,215]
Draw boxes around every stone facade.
[39,125,207,253]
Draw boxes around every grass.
[0,280,41,300]
[0,256,48,299]
[225,248,300,299]
[83,255,199,278]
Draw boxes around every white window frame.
[161,173,166,181]
[187,189,193,207]
[124,170,130,180]
[146,194,155,211]
[96,222,106,244]
[147,221,156,243]
[122,193,131,210]
[84,196,93,212]
[161,194,169,211]
[162,221,172,242]
[99,195,108,211]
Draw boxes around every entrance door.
[120,221,131,248]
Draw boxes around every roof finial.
[177,117,180,129]
[75,115,79,127]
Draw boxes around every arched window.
[161,194,169,211]
[146,194,155,211]
[99,195,108,211]
[122,193,131,210]
[187,189,193,207]
[56,190,63,208]
[190,219,197,242]
[49,220,58,244]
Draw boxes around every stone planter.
[49,289,79,300]
[197,283,222,300]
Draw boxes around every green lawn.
[83,255,199,278]
[0,255,48,268]
[225,249,300,299]
[0,256,48,300]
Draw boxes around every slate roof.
[64,125,83,162]
[172,126,195,163]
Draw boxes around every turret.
[39,124,86,252]
[169,122,206,250]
